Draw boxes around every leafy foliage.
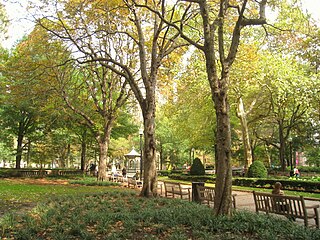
[247,161,268,178]
[304,146,320,167]
[0,2,8,42]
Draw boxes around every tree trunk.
[80,130,87,171]
[192,0,267,216]
[279,123,286,171]
[15,121,24,169]
[139,99,158,197]
[66,143,71,168]
[159,142,163,170]
[26,139,31,168]
[213,87,233,216]
[199,4,233,215]
[237,97,253,172]
[81,140,86,172]
[97,140,108,181]
[60,150,66,168]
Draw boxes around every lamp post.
[139,127,143,180]
[288,137,293,176]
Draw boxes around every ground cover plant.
[0,180,320,240]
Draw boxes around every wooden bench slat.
[163,181,191,201]
[196,185,237,209]
[127,177,142,188]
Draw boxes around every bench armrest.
[305,204,320,209]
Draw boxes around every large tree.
[33,0,183,184]
[230,42,270,170]
[106,1,186,196]
[167,0,268,215]
[0,34,50,168]
[33,0,187,194]
[255,52,318,171]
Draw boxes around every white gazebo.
[124,148,141,175]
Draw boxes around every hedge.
[0,168,84,178]
[166,174,320,193]
[168,173,216,184]
[232,178,320,193]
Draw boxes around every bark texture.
[97,139,109,181]
[237,97,253,171]
[140,109,158,197]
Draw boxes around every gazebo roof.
[124,148,141,159]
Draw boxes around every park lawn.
[0,178,117,216]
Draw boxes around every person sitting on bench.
[272,182,284,195]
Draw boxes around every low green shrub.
[297,166,320,173]
[158,170,170,176]
[0,168,22,178]
[308,176,320,182]
[190,157,205,175]
[169,173,215,183]
[171,169,184,174]
[168,172,320,193]
[248,161,268,178]
[0,168,84,178]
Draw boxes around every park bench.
[127,177,142,188]
[58,170,82,176]
[20,170,48,177]
[163,181,191,201]
[109,173,123,182]
[196,185,237,208]
[253,191,319,228]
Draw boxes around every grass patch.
[1,188,320,239]
[0,178,117,216]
